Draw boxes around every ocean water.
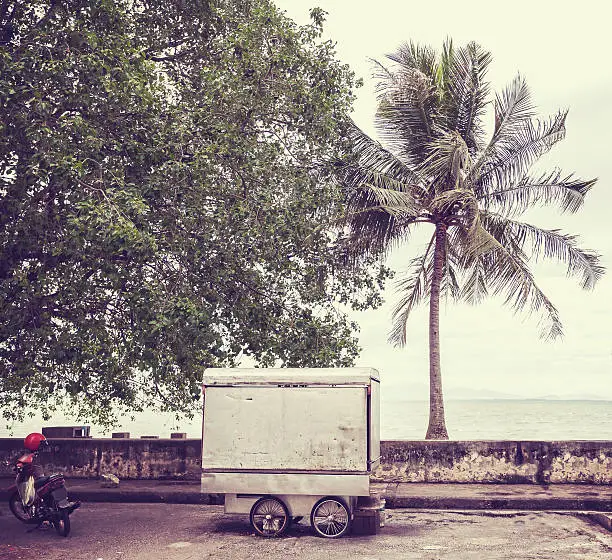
[1,399,610,441]
[382,399,612,440]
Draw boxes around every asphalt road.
[1,502,611,560]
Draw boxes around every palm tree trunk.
[425,221,449,439]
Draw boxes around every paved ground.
[1,502,611,560]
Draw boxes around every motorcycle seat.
[34,476,50,488]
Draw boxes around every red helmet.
[24,432,47,451]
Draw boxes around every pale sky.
[274,0,612,401]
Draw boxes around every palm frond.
[343,121,424,188]
[386,41,437,78]
[486,248,563,339]
[446,227,490,304]
[346,185,423,218]
[419,130,472,193]
[373,59,437,164]
[340,189,420,265]
[337,123,428,265]
[444,41,492,150]
[447,214,565,339]
[475,110,567,196]
[478,170,596,215]
[482,248,563,339]
[433,38,453,100]
[388,233,435,347]
[468,75,533,182]
[456,217,505,258]
[481,211,604,290]
[451,221,562,338]
[493,74,535,133]
[458,254,489,304]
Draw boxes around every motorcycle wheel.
[8,492,37,524]
[54,509,70,537]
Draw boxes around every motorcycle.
[7,442,80,537]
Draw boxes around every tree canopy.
[0,0,388,427]
[339,40,603,438]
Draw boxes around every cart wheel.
[310,497,351,538]
[249,497,289,537]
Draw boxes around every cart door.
[202,385,368,472]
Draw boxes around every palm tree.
[338,40,604,439]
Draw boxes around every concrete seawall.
[0,439,610,484]
[376,441,611,484]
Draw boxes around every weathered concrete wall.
[0,438,202,480]
[374,441,612,484]
[1,439,610,483]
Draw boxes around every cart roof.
[201,367,380,386]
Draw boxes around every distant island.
[384,383,612,401]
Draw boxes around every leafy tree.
[0,0,388,428]
[339,40,603,438]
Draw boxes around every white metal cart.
[200,367,381,538]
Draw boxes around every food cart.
[200,367,381,538]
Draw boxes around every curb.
[68,489,223,505]
[584,513,612,532]
[0,486,222,505]
[384,495,612,512]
